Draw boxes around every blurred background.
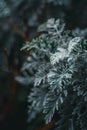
[0,0,87,130]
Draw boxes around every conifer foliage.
[18,18,87,130]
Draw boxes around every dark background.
[0,0,87,130]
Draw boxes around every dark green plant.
[17,18,87,130]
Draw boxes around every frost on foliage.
[73,52,87,99]
[38,18,65,38]
[50,48,67,65]
[50,37,82,65]
[68,37,81,54]
[19,18,87,130]
[43,91,61,124]
[46,18,65,36]
[43,78,68,124]
[28,84,48,122]
[34,63,51,87]
[48,63,72,91]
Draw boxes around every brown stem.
[7,18,29,41]
[3,48,10,70]
[36,120,55,130]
